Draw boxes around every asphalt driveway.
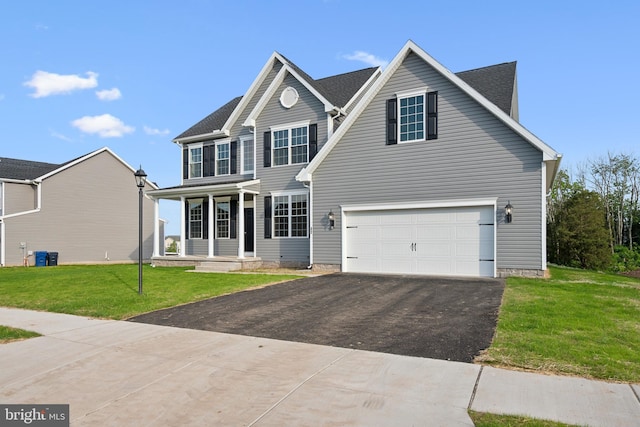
[129,273,505,363]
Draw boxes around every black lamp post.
[134,166,147,295]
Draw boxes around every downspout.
[302,177,313,269]
[0,180,42,267]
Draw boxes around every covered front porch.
[146,179,260,261]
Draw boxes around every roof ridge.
[315,66,379,83]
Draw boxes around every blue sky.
[2,1,638,235]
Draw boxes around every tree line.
[547,152,640,271]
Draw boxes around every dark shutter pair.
[183,141,238,178]
[184,198,238,240]
[263,124,317,167]
[386,92,438,145]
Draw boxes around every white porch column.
[152,198,160,257]
[237,191,245,259]
[179,196,186,257]
[208,194,214,258]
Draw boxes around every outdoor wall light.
[328,210,335,230]
[134,166,147,295]
[505,201,513,224]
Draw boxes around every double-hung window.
[272,192,308,238]
[387,90,437,145]
[216,142,230,175]
[240,136,254,174]
[215,198,230,239]
[271,122,309,166]
[189,145,202,178]
[189,200,203,239]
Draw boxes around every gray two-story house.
[148,40,561,278]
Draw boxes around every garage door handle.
[410,243,417,251]
[347,256,358,259]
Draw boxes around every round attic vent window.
[280,86,299,108]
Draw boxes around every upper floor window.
[189,145,202,179]
[272,122,308,167]
[263,123,317,168]
[387,90,438,145]
[216,142,230,175]
[241,137,254,174]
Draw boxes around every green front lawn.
[0,264,301,320]
[0,326,40,343]
[479,266,640,383]
[469,411,580,427]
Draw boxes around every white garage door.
[344,206,495,277]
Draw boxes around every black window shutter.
[202,200,209,240]
[427,92,438,140]
[386,98,397,145]
[203,145,212,177]
[308,123,318,161]
[184,199,190,239]
[263,131,271,167]
[183,148,189,179]
[230,200,237,239]
[210,145,216,176]
[230,140,238,174]
[264,196,272,239]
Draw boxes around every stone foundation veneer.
[496,268,549,278]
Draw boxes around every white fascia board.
[36,146,159,190]
[243,67,289,127]
[298,40,561,181]
[173,129,230,145]
[297,42,410,180]
[343,67,382,112]
[341,198,498,212]
[147,179,261,199]
[243,64,336,128]
[223,52,284,132]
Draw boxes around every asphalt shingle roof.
[456,61,516,115]
[176,56,517,141]
[0,157,61,180]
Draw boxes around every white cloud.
[96,88,121,101]
[49,129,73,142]
[143,126,170,136]
[71,114,134,138]
[342,51,389,68]
[24,70,98,98]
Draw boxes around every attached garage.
[342,201,496,277]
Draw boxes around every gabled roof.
[173,51,380,143]
[0,158,60,180]
[456,62,516,116]
[0,147,159,189]
[297,40,561,190]
[175,96,242,140]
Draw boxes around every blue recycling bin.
[35,251,48,267]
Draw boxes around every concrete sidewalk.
[0,308,638,426]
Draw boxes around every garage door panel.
[344,205,495,277]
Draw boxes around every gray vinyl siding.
[3,182,36,215]
[252,74,328,263]
[312,52,544,270]
[2,151,155,266]
[185,238,236,256]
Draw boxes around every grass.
[0,326,40,343]
[468,411,581,427]
[0,264,301,320]
[478,265,640,383]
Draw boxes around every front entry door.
[244,208,254,252]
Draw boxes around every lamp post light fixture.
[505,201,513,224]
[328,210,335,230]
[134,166,147,295]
